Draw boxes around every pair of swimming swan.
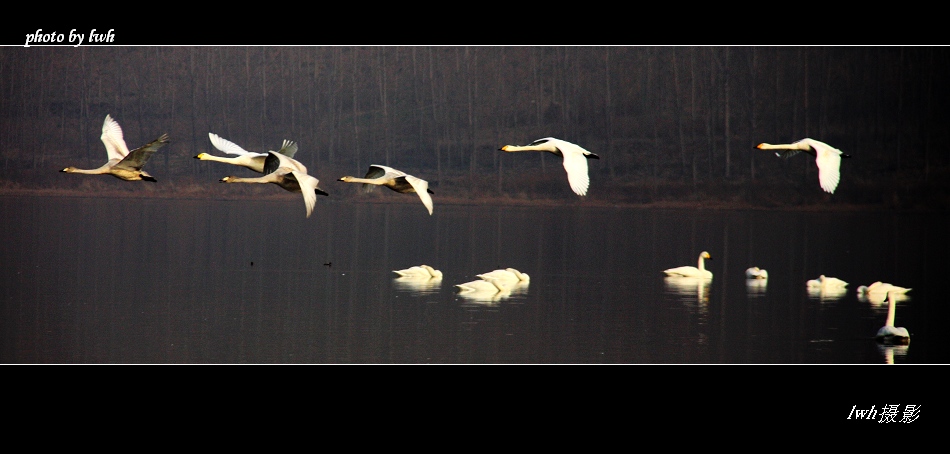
[756,138,851,194]
[745,267,768,280]
[664,251,713,279]
[500,137,600,197]
[61,114,169,182]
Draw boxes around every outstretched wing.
[275,139,299,158]
[101,114,131,161]
[404,175,434,215]
[287,171,319,218]
[114,134,169,171]
[209,132,265,157]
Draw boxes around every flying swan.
[755,138,851,194]
[875,291,910,345]
[664,251,713,279]
[499,137,600,196]
[61,114,169,182]
[338,164,434,215]
[219,151,329,218]
[195,132,299,173]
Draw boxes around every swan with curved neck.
[664,251,712,279]
[755,138,851,194]
[876,291,910,345]
[61,114,168,182]
[499,137,599,196]
[338,164,434,215]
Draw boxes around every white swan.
[393,265,442,278]
[858,281,912,295]
[455,278,510,294]
[195,133,298,173]
[876,291,910,345]
[664,251,712,279]
[219,151,329,218]
[338,164,434,215]
[61,114,169,182]
[745,267,768,279]
[806,274,848,288]
[755,138,851,194]
[477,268,530,283]
[499,137,600,196]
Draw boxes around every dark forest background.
[2,46,949,209]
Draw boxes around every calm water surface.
[1,195,947,364]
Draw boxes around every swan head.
[338,176,355,182]
[194,153,209,159]
[857,285,870,294]
[60,167,76,173]
[220,176,237,183]
[700,251,711,260]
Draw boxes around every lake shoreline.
[0,186,939,214]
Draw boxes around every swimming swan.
[393,265,443,278]
[857,281,912,295]
[61,114,169,182]
[477,268,530,283]
[499,137,600,196]
[219,151,329,218]
[876,291,910,345]
[195,132,299,173]
[664,251,713,279]
[755,138,851,194]
[745,267,768,279]
[455,278,510,294]
[338,164,434,215]
[806,275,848,289]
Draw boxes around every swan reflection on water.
[663,276,711,305]
[745,278,768,296]
[806,285,848,302]
[877,343,909,364]
[392,276,443,295]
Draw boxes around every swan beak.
[194,153,206,159]
[219,177,231,183]
[755,144,765,149]
[500,145,510,151]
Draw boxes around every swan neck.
[885,295,897,327]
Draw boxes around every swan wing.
[561,150,591,196]
[101,114,131,161]
[209,132,266,157]
[264,151,307,175]
[275,139,298,158]
[815,148,843,194]
[113,134,169,171]
[405,175,434,215]
[289,171,319,218]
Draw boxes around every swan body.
[806,274,848,288]
[455,278,510,294]
[876,291,910,345]
[393,265,442,278]
[858,281,912,295]
[219,151,329,218]
[196,133,298,173]
[756,138,851,194]
[338,164,434,215]
[664,251,712,279]
[500,137,600,196]
[477,268,530,283]
[745,267,768,279]
[61,114,168,182]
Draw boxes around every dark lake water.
[1,195,947,364]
